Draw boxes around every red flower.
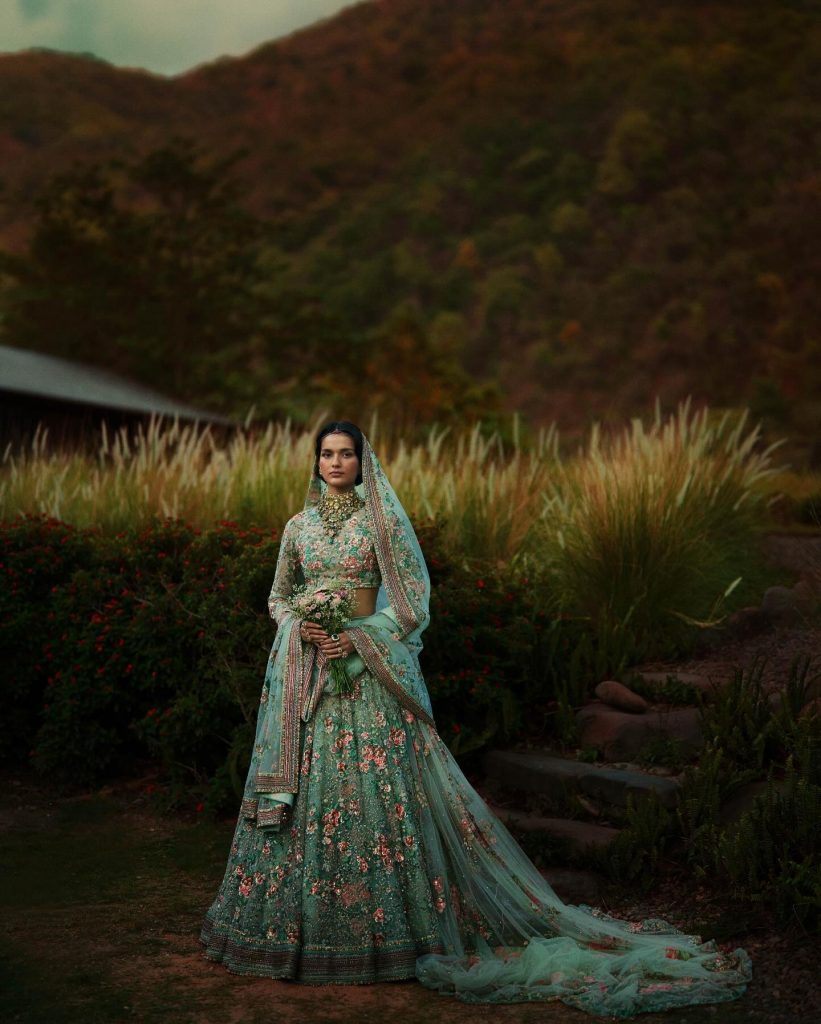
[476,579,485,589]
[195,802,205,812]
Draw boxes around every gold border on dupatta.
[240,797,288,828]
[346,626,435,727]
[254,622,303,794]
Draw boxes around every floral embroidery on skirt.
[200,670,447,983]
[201,673,752,1015]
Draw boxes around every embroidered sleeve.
[267,517,302,626]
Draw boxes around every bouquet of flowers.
[288,583,358,695]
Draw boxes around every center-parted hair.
[313,420,364,485]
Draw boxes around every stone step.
[539,867,605,906]
[486,800,620,851]
[634,670,714,692]
[483,749,681,812]
[576,703,703,762]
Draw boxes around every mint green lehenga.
[199,434,752,1018]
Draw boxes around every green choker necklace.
[317,488,365,536]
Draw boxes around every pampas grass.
[1,399,784,659]
[533,399,783,658]
[0,410,559,564]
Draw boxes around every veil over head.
[230,431,752,1016]
[303,431,431,650]
[240,430,435,831]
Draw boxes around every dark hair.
[313,420,364,485]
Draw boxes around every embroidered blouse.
[267,505,382,626]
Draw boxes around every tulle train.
[200,669,751,1016]
[412,720,752,1017]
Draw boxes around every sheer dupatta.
[306,433,435,726]
[240,434,435,830]
[235,432,752,1015]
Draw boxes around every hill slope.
[1,0,819,446]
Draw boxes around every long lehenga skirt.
[199,658,752,1017]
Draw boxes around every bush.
[2,515,585,810]
[420,519,627,757]
[0,517,281,799]
[0,516,97,762]
[535,401,778,663]
[697,656,820,771]
[592,658,821,929]
[712,741,820,929]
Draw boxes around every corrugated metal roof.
[0,344,234,424]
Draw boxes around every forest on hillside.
[0,0,819,456]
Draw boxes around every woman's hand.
[299,620,329,645]
[318,629,354,659]
[317,626,352,659]
[300,621,354,659]
[336,631,355,657]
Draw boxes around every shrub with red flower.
[1,511,587,812]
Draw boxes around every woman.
[199,421,752,1017]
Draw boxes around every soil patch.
[2,769,817,1023]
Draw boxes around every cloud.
[2,0,362,75]
[18,0,53,18]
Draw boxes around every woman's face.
[318,432,360,494]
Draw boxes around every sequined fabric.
[200,666,753,1009]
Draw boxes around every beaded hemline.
[199,915,444,984]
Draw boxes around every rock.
[574,794,602,817]
[691,627,725,655]
[539,867,604,905]
[799,696,821,720]
[483,749,682,810]
[793,578,819,612]
[576,704,703,762]
[767,690,784,710]
[719,778,790,827]
[594,680,649,714]
[761,585,800,620]
[726,605,768,637]
[487,803,619,851]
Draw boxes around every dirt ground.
[1,766,818,1024]
[2,535,818,1024]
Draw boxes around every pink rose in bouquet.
[288,583,358,694]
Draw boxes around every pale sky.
[0,0,364,75]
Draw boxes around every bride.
[199,420,752,1017]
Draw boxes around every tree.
[333,302,502,435]
[0,140,284,412]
